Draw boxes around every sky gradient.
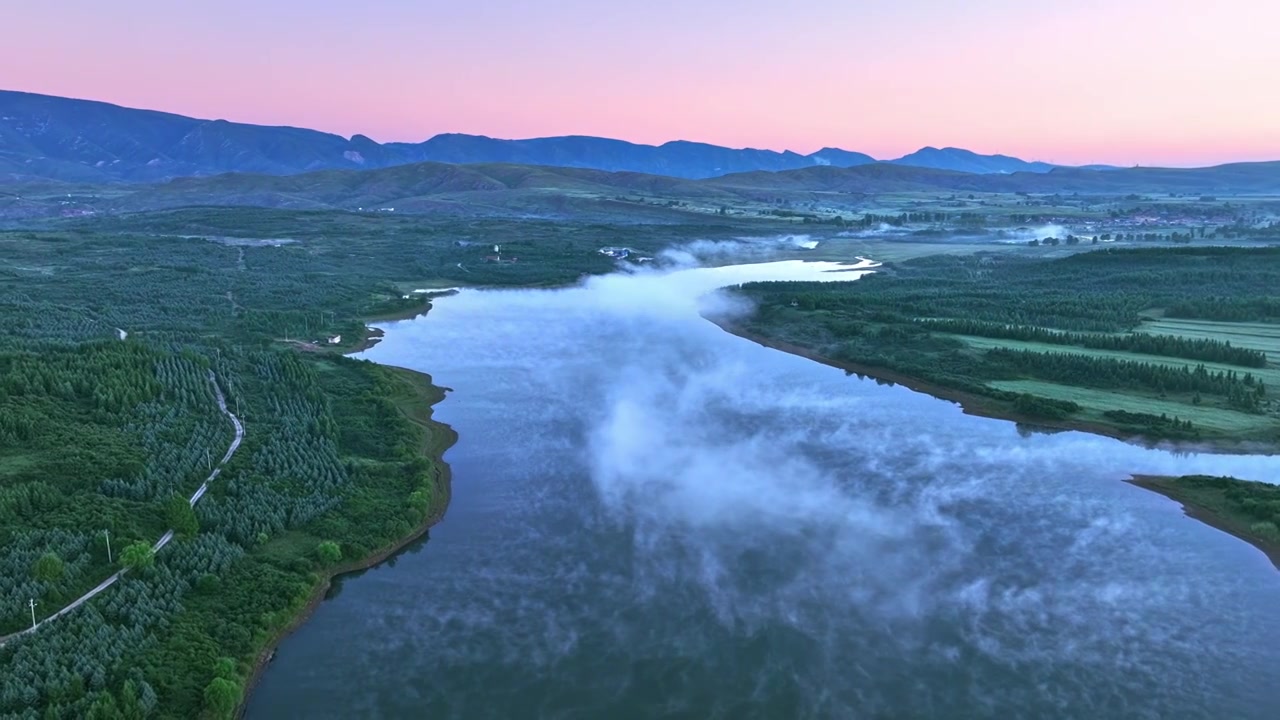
[5,0,1279,167]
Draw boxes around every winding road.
[0,371,244,646]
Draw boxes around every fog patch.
[660,234,820,266]
[837,224,910,238]
[997,224,1070,243]
[586,349,970,627]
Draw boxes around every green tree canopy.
[408,488,430,512]
[120,542,155,571]
[166,494,199,538]
[32,553,65,582]
[213,657,237,680]
[85,692,120,720]
[316,541,342,565]
[117,680,147,720]
[202,677,241,719]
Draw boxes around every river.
[246,260,1280,719]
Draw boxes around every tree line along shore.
[736,246,1280,448]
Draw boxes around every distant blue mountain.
[0,89,1114,183]
[385,135,845,178]
[888,146,1057,174]
[807,147,877,167]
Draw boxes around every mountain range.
[1,90,1103,183]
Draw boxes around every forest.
[738,246,1280,445]
[0,207,684,718]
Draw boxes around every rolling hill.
[9,157,1276,224]
[708,161,1280,195]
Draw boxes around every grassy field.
[953,335,1280,387]
[954,332,1280,443]
[1143,318,1280,360]
[789,236,1088,263]
[969,319,1280,441]
[989,380,1280,436]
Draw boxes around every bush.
[121,542,155,570]
[1012,393,1079,420]
[408,488,431,512]
[203,677,241,719]
[166,494,200,538]
[316,541,342,565]
[32,553,65,582]
[1250,521,1280,541]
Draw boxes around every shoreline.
[715,317,1280,573]
[237,318,458,717]
[1126,475,1280,571]
[711,319,1273,456]
[346,297,441,354]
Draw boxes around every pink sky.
[5,0,1279,166]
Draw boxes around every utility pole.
[206,448,212,471]
[104,529,113,564]
[29,599,37,630]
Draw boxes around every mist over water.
[247,259,1280,720]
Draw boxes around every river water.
[247,260,1280,719]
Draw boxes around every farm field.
[952,335,1280,388]
[737,245,1280,447]
[988,380,1280,437]
[1142,318,1280,360]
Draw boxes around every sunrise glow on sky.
[5,0,1279,167]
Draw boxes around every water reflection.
[247,260,1280,720]
[323,533,434,602]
